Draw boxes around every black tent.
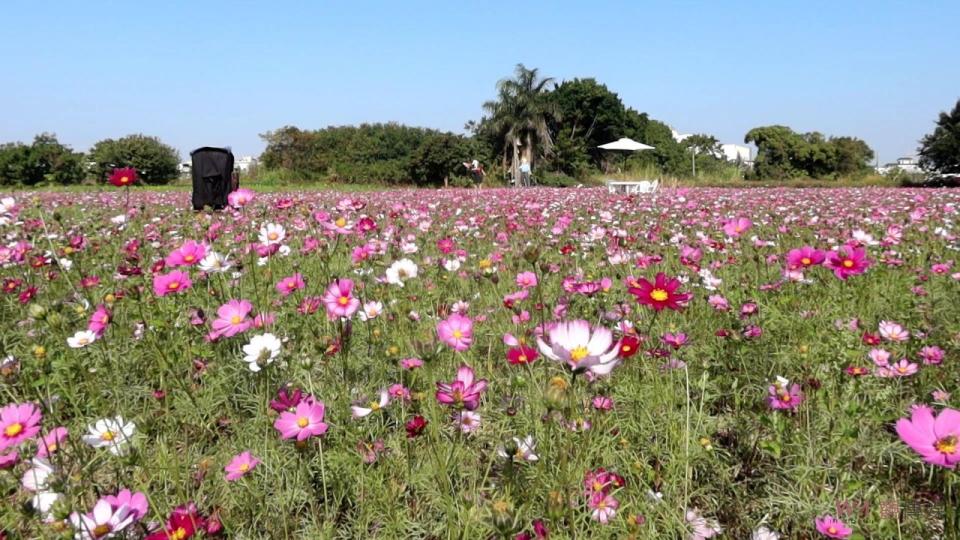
[190,147,235,210]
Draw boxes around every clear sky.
[3,1,957,164]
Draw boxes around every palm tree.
[482,64,557,183]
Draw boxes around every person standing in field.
[519,158,531,187]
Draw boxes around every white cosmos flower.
[0,197,15,213]
[82,416,136,455]
[358,301,383,321]
[199,251,232,273]
[242,333,282,372]
[351,389,390,419]
[385,259,418,287]
[32,491,62,520]
[497,435,538,462]
[752,526,781,540]
[58,258,73,271]
[21,457,55,492]
[69,499,136,540]
[110,215,127,225]
[259,223,286,245]
[443,258,461,272]
[537,320,621,376]
[67,330,98,348]
[400,241,418,254]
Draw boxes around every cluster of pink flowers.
[583,468,625,524]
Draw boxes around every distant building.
[236,155,257,173]
[670,128,692,143]
[720,143,752,163]
[178,162,191,174]
[876,156,922,175]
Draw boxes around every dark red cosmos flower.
[845,366,870,376]
[627,272,691,312]
[506,345,538,365]
[357,217,377,234]
[2,278,22,293]
[617,335,641,358]
[109,167,138,187]
[405,415,428,438]
[145,503,203,540]
[18,286,37,304]
[861,332,881,346]
[270,386,303,413]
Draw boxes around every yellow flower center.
[288,281,297,289]
[369,401,381,411]
[936,435,958,454]
[842,259,854,268]
[231,315,242,324]
[92,524,112,538]
[549,376,569,390]
[239,462,250,472]
[47,442,58,452]
[297,417,309,428]
[780,393,792,402]
[897,365,909,374]
[570,346,589,363]
[167,281,180,290]
[517,354,527,363]
[621,345,631,352]
[452,330,463,339]
[479,259,492,269]
[4,423,23,437]
[338,296,349,306]
[650,289,669,302]
[335,217,347,228]
[268,232,278,240]
[184,255,194,262]
[101,430,115,441]
[801,257,811,265]
[119,176,129,184]
[828,526,837,534]
[172,528,188,540]
[593,480,604,492]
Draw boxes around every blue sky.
[2,1,957,164]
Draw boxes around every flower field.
[1,186,960,539]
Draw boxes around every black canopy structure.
[190,147,235,210]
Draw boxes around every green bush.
[89,134,180,185]
[0,134,85,186]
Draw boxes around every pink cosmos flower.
[322,278,360,319]
[592,396,614,411]
[227,188,254,208]
[153,270,192,297]
[878,320,909,342]
[869,348,891,366]
[274,400,329,441]
[87,304,111,337]
[824,245,871,280]
[588,492,619,524]
[103,489,149,520]
[435,364,487,411]
[276,273,305,297]
[662,332,688,349]
[537,320,621,376]
[456,411,482,433]
[707,295,730,311]
[436,314,473,352]
[0,450,18,469]
[165,240,207,267]
[889,359,918,377]
[36,427,68,458]
[722,217,752,237]
[896,405,960,468]
[920,346,945,365]
[0,402,42,451]
[211,299,253,338]
[786,246,825,270]
[516,271,538,288]
[401,358,423,370]
[767,381,804,411]
[814,515,852,538]
[224,451,260,481]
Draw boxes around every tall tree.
[482,64,558,180]
[89,134,180,185]
[919,99,960,174]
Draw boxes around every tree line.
[1,65,957,186]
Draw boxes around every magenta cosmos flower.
[36,426,68,458]
[153,270,192,297]
[0,402,42,451]
[722,217,752,237]
[895,405,960,469]
[274,400,328,441]
[766,381,804,411]
[276,273,306,297]
[437,314,473,352]
[786,246,825,270]
[537,320,621,376]
[87,304,111,337]
[165,240,207,267]
[211,299,253,338]
[814,515,852,538]
[322,278,360,319]
[224,451,260,481]
[103,489,149,521]
[824,245,871,280]
[435,364,487,411]
[627,272,691,312]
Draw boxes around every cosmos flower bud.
[523,246,541,264]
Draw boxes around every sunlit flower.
[68,329,98,348]
[537,320,621,376]
[82,416,136,455]
[241,333,282,372]
[224,451,260,481]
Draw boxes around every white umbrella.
[598,138,654,173]
[597,137,655,151]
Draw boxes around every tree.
[919,99,960,174]
[0,134,84,186]
[746,125,874,180]
[89,134,180,185]
[409,133,473,187]
[482,64,558,180]
[684,134,721,177]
